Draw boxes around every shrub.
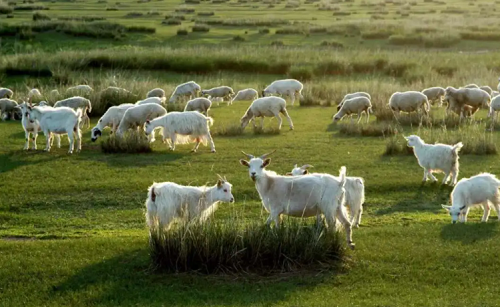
[176,28,188,35]
[197,11,214,16]
[165,14,186,20]
[213,124,244,136]
[32,11,50,21]
[423,34,460,48]
[0,1,13,14]
[127,26,156,33]
[338,122,399,137]
[175,7,195,13]
[259,28,270,34]
[14,4,47,10]
[163,18,182,25]
[270,40,284,46]
[125,12,143,18]
[388,34,422,46]
[361,30,393,39]
[101,132,153,154]
[150,220,346,274]
[192,24,209,32]
[232,35,245,41]
[275,27,305,35]
[253,126,281,135]
[320,40,344,48]
[106,6,119,10]
[288,66,314,81]
[460,31,500,41]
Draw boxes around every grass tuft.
[149,220,346,274]
[338,122,399,137]
[213,124,244,136]
[100,131,153,154]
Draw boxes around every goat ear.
[303,170,309,174]
[262,158,271,168]
[459,205,466,211]
[151,187,156,202]
[239,159,250,167]
[441,204,451,211]
[217,179,223,188]
[146,119,150,124]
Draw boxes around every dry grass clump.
[338,122,399,137]
[101,131,153,154]
[213,124,244,136]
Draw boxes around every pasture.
[2,0,500,305]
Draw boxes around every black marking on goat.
[151,187,156,202]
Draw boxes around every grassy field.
[2,0,500,305]
[1,0,500,51]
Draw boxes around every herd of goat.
[2,78,500,249]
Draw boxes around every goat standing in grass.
[239,151,354,249]
[405,135,463,185]
[145,176,234,231]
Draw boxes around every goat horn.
[260,150,276,159]
[301,164,313,169]
[216,174,224,182]
[241,151,254,159]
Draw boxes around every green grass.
[2,98,500,305]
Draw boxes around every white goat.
[147,88,166,99]
[135,97,165,105]
[145,111,216,152]
[116,103,167,142]
[184,97,212,116]
[28,88,42,98]
[0,98,18,121]
[442,173,500,223]
[388,91,430,117]
[337,92,371,111]
[444,87,490,120]
[66,85,93,95]
[168,81,201,103]
[479,85,493,95]
[262,79,304,106]
[405,135,463,185]
[17,102,61,150]
[26,104,82,153]
[201,86,234,105]
[463,84,479,89]
[145,176,234,231]
[0,88,14,98]
[289,164,365,228]
[421,87,445,106]
[491,90,500,98]
[54,96,92,129]
[230,88,258,104]
[240,97,293,130]
[208,96,224,106]
[91,103,135,142]
[239,151,354,249]
[333,96,372,124]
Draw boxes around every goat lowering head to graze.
[442,173,500,224]
[239,150,355,249]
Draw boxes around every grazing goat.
[146,88,166,99]
[116,103,166,142]
[421,87,445,106]
[201,86,234,105]
[389,91,430,117]
[289,164,366,228]
[337,92,371,111]
[26,104,82,153]
[0,98,18,121]
[442,173,500,223]
[91,103,135,142]
[444,87,490,120]
[66,85,93,95]
[145,176,234,230]
[169,81,201,103]
[333,96,372,124]
[135,97,165,105]
[145,111,216,152]
[240,97,293,130]
[54,96,92,129]
[230,88,258,104]
[262,79,304,106]
[0,88,14,99]
[239,151,354,249]
[405,135,463,185]
[184,97,212,116]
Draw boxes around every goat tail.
[368,106,373,114]
[339,166,347,187]
[75,108,83,119]
[146,185,158,229]
[206,117,214,127]
[452,142,464,154]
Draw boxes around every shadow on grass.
[55,248,333,307]
[373,183,452,216]
[75,149,185,168]
[0,151,63,173]
[440,222,499,244]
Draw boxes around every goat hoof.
[211,150,216,153]
[348,243,356,250]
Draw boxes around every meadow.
[2,0,500,305]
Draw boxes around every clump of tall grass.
[149,219,346,274]
[163,18,182,25]
[14,4,47,10]
[32,12,50,21]
[167,103,185,112]
[233,35,245,42]
[253,126,282,135]
[0,1,13,14]
[319,40,344,48]
[213,124,244,136]
[384,125,498,156]
[338,122,399,137]
[288,66,314,81]
[197,11,214,16]
[460,31,500,41]
[176,28,188,35]
[192,24,210,32]
[101,131,153,154]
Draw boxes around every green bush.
[176,28,188,35]
[163,18,182,25]
[192,24,210,32]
